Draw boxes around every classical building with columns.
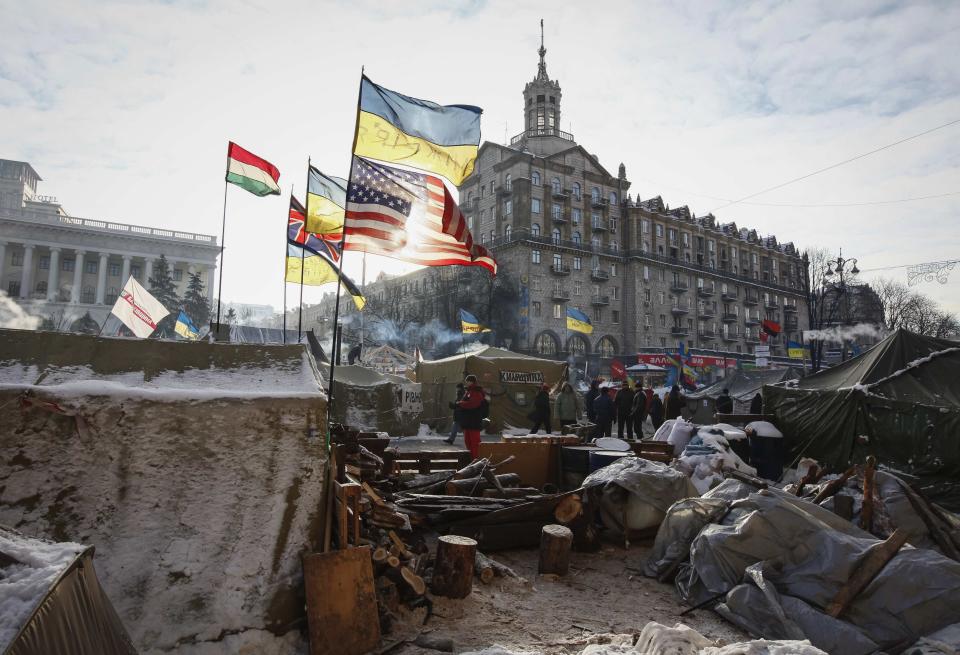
[0,159,219,327]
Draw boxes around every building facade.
[0,159,220,327]
[309,35,809,370]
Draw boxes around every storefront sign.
[398,384,422,413]
[499,370,544,384]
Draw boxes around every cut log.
[452,459,490,480]
[813,466,856,504]
[482,487,542,499]
[372,547,389,568]
[538,524,573,576]
[482,467,507,497]
[431,535,477,599]
[860,456,877,532]
[476,551,518,579]
[375,577,400,614]
[386,555,401,569]
[826,528,909,618]
[554,494,583,524]
[414,634,454,652]
[474,553,495,584]
[795,464,820,496]
[388,530,413,559]
[400,566,426,596]
[445,473,522,496]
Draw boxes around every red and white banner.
[638,353,737,369]
[610,359,626,380]
[110,276,170,338]
[637,354,679,367]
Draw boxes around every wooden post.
[303,547,380,655]
[553,494,583,524]
[538,524,573,575]
[826,528,909,618]
[860,456,876,532]
[431,535,477,598]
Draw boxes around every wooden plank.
[826,528,909,618]
[303,547,381,655]
[478,442,554,489]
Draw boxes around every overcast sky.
[3,0,958,314]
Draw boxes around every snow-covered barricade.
[0,329,328,653]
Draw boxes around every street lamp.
[817,250,859,362]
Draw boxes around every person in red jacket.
[457,374,487,458]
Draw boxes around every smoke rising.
[0,291,41,330]
[803,323,886,343]
[333,313,489,357]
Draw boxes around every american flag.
[288,195,341,263]
[343,157,496,275]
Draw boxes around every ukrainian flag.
[354,76,482,186]
[174,311,201,340]
[459,308,490,333]
[566,307,593,334]
[285,244,366,310]
[307,167,348,236]
[787,340,809,359]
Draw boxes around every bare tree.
[871,276,960,338]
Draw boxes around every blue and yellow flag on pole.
[459,308,490,333]
[306,167,348,236]
[566,307,593,334]
[175,311,201,340]
[354,76,482,186]
[787,340,809,359]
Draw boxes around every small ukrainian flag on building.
[459,308,490,333]
[174,311,201,341]
[566,307,593,334]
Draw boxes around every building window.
[63,259,76,272]
[108,263,120,276]
[574,280,581,295]
[591,213,600,229]
[655,224,663,238]
[658,291,665,304]
[532,223,540,236]
[532,198,541,214]
[572,231,581,245]
[552,204,561,220]
[591,237,600,249]
[11,252,23,266]
[593,307,602,323]
[531,250,541,264]
[108,286,118,298]
[572,208,581,224]
[610,242,619,253]
[643,265,650,281]
[659,314,666,327]
[609,191,617,205]
[644,313,651,327]
[591,187,600,203]
[131,265,141,278]
[503,199,512,215]
[480,233,487,244]
[609,217,617,233]
[553,303,562,319]
[81,286,95,303]
[642,219,650,234]
[553,253,562,268]
[535,332,557,355]
[532,301,541,317]
[8,281,20,295]
[173,268,183,281]
[573,257,582,270]
[36,281,47,294]
[612,310,620,324]
[532,170,541,186]
[551,228,561,244]
[38,256,49,270]
[552,177,561,194]
[610,263,617,277]
[611,286,619,300]
[479,209,486,223]
[572,183,581,200]
[505,225,512,239]
[490,230,495,243]
[505,173,512,191]
[86,261,97,274]
[480,184,485,199]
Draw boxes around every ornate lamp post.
[821,250,859,362]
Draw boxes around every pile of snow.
[676,430,757,494]
[0,528,84,651]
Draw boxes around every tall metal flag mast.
[215,148,230,332]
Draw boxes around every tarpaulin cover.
[765,329,960,507]
[415,346,567,431]
[686,368,801,421]
[676,487,960,652]
[4,538,137,655]
[319,363,420,435]
[583,457,699,514]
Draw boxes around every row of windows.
[534,332,618,357]
[6,253,184,281]
[473,173,618,206]
[6,281,122,303]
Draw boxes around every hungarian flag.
[110,276,170,338]
[762,319,782,336]
[225,142,281,196]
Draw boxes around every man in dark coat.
[592,386,614,439]
[750,392,763,415]
[665,385,684,420]
[631,387,648,437]
[445,383,466,444]
[530,384,553,434]
[715,388,734,416]
[584,379,600,423]
[614,381,635,439]
[457,375,487,458]
[649,393,665,430]
[347,343,362,365]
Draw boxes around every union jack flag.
[342,157,496,275]
[288,195,340,263]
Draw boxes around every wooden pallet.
[391,450,472,474]
[502,435,581,445]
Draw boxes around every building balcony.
[590,268,609,281]
[551,213,568,224]
[498,187,512,197]
[744,294,759,306]
[591,295,610,306]
[671,326,689,336]
[765,300,779,310]
[670,305,689,316]
[721,313,738,323]
[721,291,738,302]
[590,197,608,210]
[745,316,761,326]
[699,330,716,339]
[746,335,761,344]
[670,280,689,293]
[550,264,571,276]
[552,189,569,200]
[700,307,716,318]
[722,332,738,342]
[510,127,576,145]
[785,319,799,330]
[551,289,571,302]
[590,219,608,232]
[697,285,716,297]
[784,304,798,313]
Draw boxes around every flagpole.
[326,67,366,446]
[215,146,230,332]
[298,164,308,344]
[283,184,293,344]
[360,252,366,349]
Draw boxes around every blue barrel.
[588,450,633,472]
[561,446,596,474]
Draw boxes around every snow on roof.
[0,527,85,652]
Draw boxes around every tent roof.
[424,345,549,365]
[689,367,801,401]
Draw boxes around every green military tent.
[415,346,568,432]
[685,367,802,422]
[765,329,960,504]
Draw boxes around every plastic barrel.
[749,435,784,481]
[561,445,596,474]
[588,450,633,472]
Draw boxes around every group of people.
[585,380,685,439]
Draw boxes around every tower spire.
[536,19,549,81]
